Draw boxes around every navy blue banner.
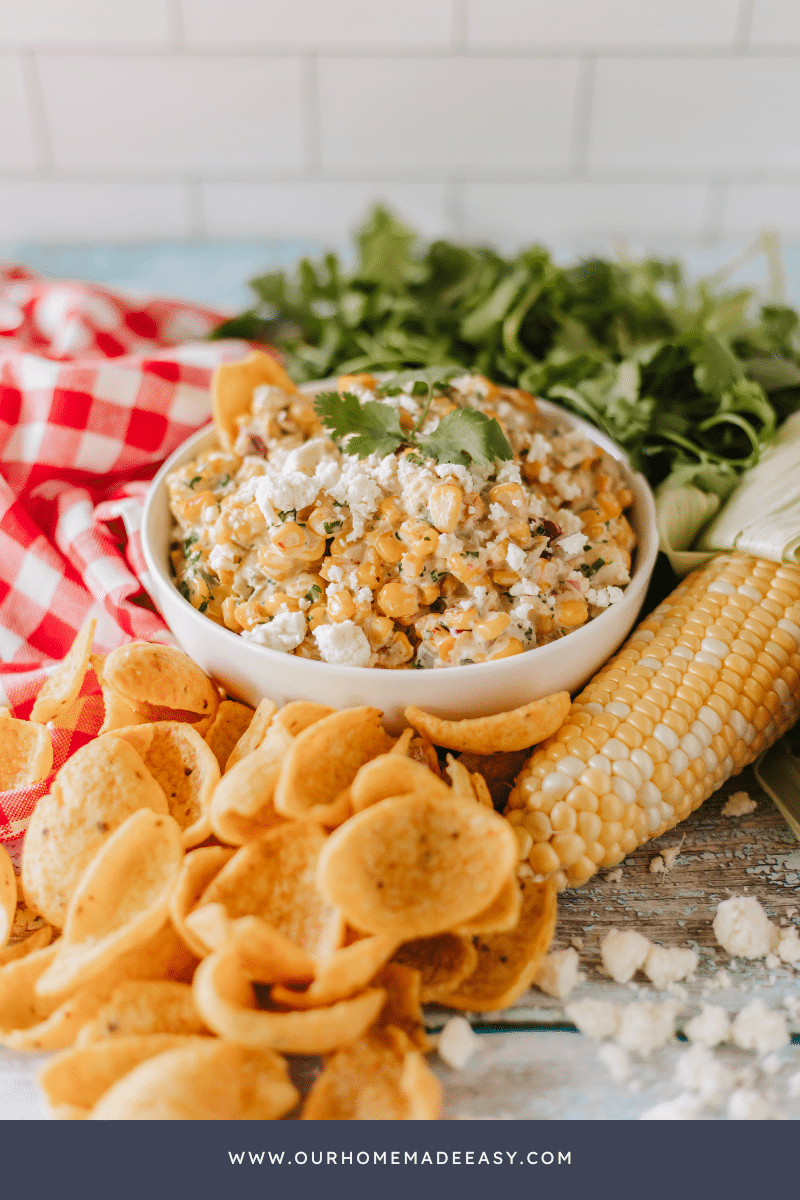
[0,1119,792,1200]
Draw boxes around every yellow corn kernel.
[557,599,589,628]
[616,486,634,509]
[262,592,294,615]
[365,614,395,647]
[596,492,622,520]
[437,635,456,662]
[463,492,485,521]
[535,612,555,635]
[222,596,242,631]
[386,630,414,666]
[376,532,403,563]
[270,521,305,553]
[233,600,266,630]
[429,484,462,532]
[400,520,439,556]
[356,560,384,590]
[490,568,520,587]
[378,496,405,525]
[257,546,295,580]
[307,504,346,538]
[183,489,218,522]
[473,612,511,641]
[443,607,477,631]
[489,482,526,514]
[491,638,524,660]
[401,554,425,580]
[306,604,328,631]
[327,589,356,623]
[449,554,485,584]
[377,580,419,619]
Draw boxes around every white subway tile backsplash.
[0,1,172,48]
[180,0,455,50]
[750,0,800,44]
[37,56,305,170]
[590,57,800,169]
[201,180,449,239]
[462,181,709,246]
[0,55,40,167]
[318,56,579,169]
[722,184,800,236]
[467,0,740,48]
[0,180,190,240]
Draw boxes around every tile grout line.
[20,51,53,173]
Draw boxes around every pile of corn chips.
[0,620,561,1120]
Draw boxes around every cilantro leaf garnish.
[313,380,512,468]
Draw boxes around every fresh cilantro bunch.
[312,368,512,467]
[212,208,800,493]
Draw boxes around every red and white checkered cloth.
[0,265,258,841]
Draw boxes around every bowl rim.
[142,390,658,683]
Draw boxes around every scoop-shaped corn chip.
[75,981,208,1046]
[407,735,441,775]
[271,700,335,737]
[456,875,522,935]
[301,1028,441,1120]
[97,684,149,736]
[389,728,415,756]
[185,906,316,985]
[212,350,299,449]
[374,962,428,1051]
[193,944,384,1053]
[169,845,235,958]
[224,697,277,771]
[0,923,52,968]
[209,738,287,846]
[0,717,53,790]
[200,823,342,961]
[442,878,558,1012]
[274,706,393,824]
[113,722,218,847]
[350,755,450,813]
[0,845,15,949]
[204,700,255,771]
[92,1037,299,1121]
[40,1034,206,1118]
[393,933,478,1003]
[22,736,169,928]
[30,617,96,725]
[0,922,196,1051]
[404,693,571,754]
[104,642,218,722]
[35,809,184,997]
[444,755,494,808]
[271,933,398,1009]
[317,793,517,939]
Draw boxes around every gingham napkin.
[0,265,255,841]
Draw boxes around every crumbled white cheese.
[527,433,551,462]
[355,587,373,606]
[727,1089,771,1120]
[208,543,237,573]
[281,436,332,476]
[586,585,625,608]
[565,999,619,1041]
[241,609,307,654]
[600,928,651,983]
[552,472,582,501]
[556,532,587,558]
[505,542,527,572]
[254,470,320,518]
[604,868,623,884]
[731,999,789,1055]
[615,1000,677,1057]
[675,1045,734,1106]
[437,1016,481,1070]
[597,1043,630,1083]
[313,620,371,668]
[713,896,779,960]
[777,925,800,964]
[684,1004,731,1048]
[649,855,665,874]
[787,1070,800,1099]
[721,790,757,817]
[643,945,698,990]
[535,947,581,1000]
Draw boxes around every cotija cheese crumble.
[167,373,636,669]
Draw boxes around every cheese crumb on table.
[600,928,651,983]
[615,1000,677,1057]
[721,791,757,817]
[684,1004,731,1048]
[727,1088,771,1120]
[731,999,789,1055]
[713,896,779,960]
[777,925,800,964]
[437,1016,481,1070]
[639,1092,704,1120]
[535,947,581,1000]
[565,998,619,1041]
[643,945,698,990]
[675,1045,734,1106]
[597,1043,630,1083]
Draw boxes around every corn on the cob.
[507,553,800,890]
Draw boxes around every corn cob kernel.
[507,554,800,890]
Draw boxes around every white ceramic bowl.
[142,397,658,731]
